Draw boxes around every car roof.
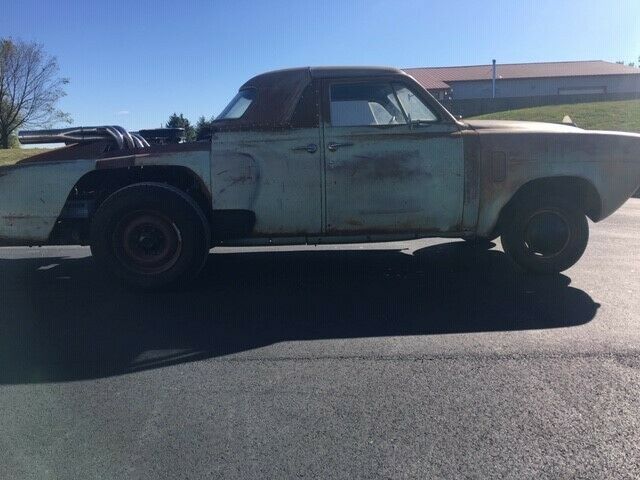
[310,66,404,78]
[241,66,405,89]
[217,66,455,130]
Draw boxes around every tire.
[501,196,588,274]
[90,182,211,289]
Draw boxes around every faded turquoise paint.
[0,159,96,242]
[136,149,211,189]
[1,119,639,247]
[471,121,640,236]
[323,123,465,233]
[0,150,212,244]
[211,128,323,235]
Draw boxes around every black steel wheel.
[90,183,210,289]
[501,196,589,274]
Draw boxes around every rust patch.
[333,151,431,180]
[326,220,452,235]
[3,215,36,220]
[17,141,112,164]
[95,155,135,170]
[462,131,480,205]
[230,175,253,184]
[491,151,507,182]
[217,175,254,194]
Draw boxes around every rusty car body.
[7,66,640,288]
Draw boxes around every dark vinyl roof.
[404,60,640,90]
[217,66,410,129]
[241,66,404,88]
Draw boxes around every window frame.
[287,80,321,129]
[328,81,406,128]
[216,87,257,120]
[392,82,439,124]
[322,76,445,129]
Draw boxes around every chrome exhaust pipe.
[130,132,150,148]
[17,125,149,151]
[18,127,109,145]
[104,127,124,150]
[113,126,135,150]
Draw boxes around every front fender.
[475,130,640,236]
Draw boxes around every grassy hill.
[0,148,50,166]
[470,99,640,133]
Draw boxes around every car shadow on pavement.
[0,241,599,384]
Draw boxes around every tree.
[166,113,195,142]
[0,39,70,148]
[195,115,216,140]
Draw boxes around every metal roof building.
[404,60,640,116]
[404,60,640,100]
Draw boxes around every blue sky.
[3,0,639,131]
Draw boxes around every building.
[404,60,640,116]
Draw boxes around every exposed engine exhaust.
[17,126,151,150]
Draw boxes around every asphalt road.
[1,201,640,479]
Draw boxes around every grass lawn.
[0,148,50,166]
[470,99,640,133]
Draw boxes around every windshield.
[217,89,255,120]
[393,83,438,123]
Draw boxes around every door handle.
[292,143,317,154]
[327,142,353,152]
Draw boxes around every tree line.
[165,113,216,142]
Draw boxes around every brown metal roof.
[404,60,640,90]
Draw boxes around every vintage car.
[7,66,640,288]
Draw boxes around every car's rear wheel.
[501,196,588,274]
[90,183,210,289]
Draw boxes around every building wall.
[448,74,640,100]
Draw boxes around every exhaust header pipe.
[17,126,150,150]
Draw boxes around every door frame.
[320,76,464,234]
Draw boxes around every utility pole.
[492,59,497,99]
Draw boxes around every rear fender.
[0,160,95,244]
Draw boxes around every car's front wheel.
[90,183,210,289]
[501,196,589,274]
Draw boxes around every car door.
[322,78,465,234]
[211,81,323,236]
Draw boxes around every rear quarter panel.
[0,160,95,243]
[0,148,211,245]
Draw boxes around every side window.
[289,82,319,128]
[217,89,256,120]
[392,83,438,122]
[330,83,406,127]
